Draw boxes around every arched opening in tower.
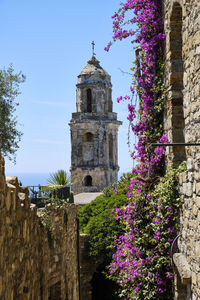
[83,132,94,142]
[169,2,186,165]
[109,133,114,165]
[84,175,92,186]
[86,88,92,112]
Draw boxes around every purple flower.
[105,1,175,299]
[135,287,140,293]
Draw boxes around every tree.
[0,65,25,162]
[45,170,71,203]
[78,174,131,263]
[47,169,70,187]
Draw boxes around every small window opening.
[86,89,92,112]
[83,132,94,142]
[109,133,113,164]
[84,175,92,186]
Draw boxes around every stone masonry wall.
[0,154,79,300]
[79,234,97,300]
[164,0,200,299]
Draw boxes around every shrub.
[79,176,131,263]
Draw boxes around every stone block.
[196,197,200,208]
[194,172,200,181]
[173,253,191,285]
[194,84,200,98]
[187,158,194,171]
[192,204,198,216]
[183,182,193,197]
[195,243,200,257]
[192,272,197,285]
[188,172,194,182]
[193,31,200,47]
[6,176,18,187]
[196,183,200,195]
[193,180,196,193]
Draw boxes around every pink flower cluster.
[105,0,177,299]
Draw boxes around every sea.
[5,173,50,187]
[5,172,126,187]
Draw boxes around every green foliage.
[41,213,53,246]
[40,194,67,207]
[41,170,71,203]
[68,191,74,203]
[47,169,70,187]
[108,163,186,299]
[103,187,112,197]
[64,207,68,230]
[0,65,25,161]
[48,197,63,206]
[79,182,130,263]
[117,172,134,188]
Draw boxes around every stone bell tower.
[69,55,121,194]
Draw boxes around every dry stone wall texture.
[164,0,200,299]
[0,154,79,300]
[79,234,97,300]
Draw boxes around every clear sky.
[0,0,135,175]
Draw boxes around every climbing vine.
[41,212,53,246]
[104,0,185,299]
[105,0,166,175]
[108,164,186,299]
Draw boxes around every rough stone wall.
[0,154,79,300]
[79,234,97,300]
[164,0,200,299]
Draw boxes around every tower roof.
[78,56,111,84]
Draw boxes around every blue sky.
[0,0,135,175]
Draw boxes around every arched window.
[170,3,186,165]
[86,88,92,112]
[83,132,94,142]
[84,175,92,186]
[109,133,113,164]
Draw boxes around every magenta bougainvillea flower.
[105,1,181,299]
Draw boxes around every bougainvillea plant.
[108,164,185,300]
[105,0,185,299]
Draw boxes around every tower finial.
[91,41,96,56]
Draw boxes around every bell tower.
[69,55,122,194]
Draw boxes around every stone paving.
[74,192,102,205]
